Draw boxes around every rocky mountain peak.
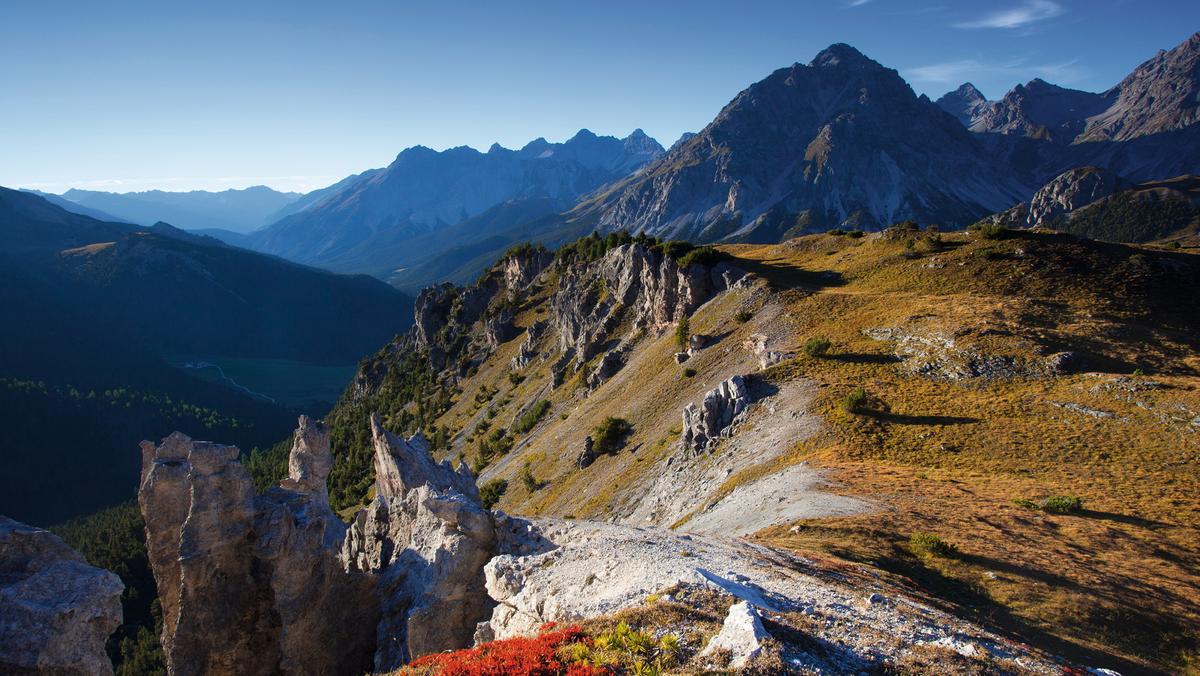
[1076,30,1200,142]
[955,82,986,101]
[810,42,877,69]
[936,82,992,126]
[595,42,1024,238]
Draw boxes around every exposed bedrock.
[138,413,495,675]
[343,415,495,671]
[0,516,124,676]
[551,244,743,372]
[680,375,751,455]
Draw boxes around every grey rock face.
[1026,167,1127,227]
[966,79,1108,141]
[412,249,553,374]
[0,516,124,676]
[595,43,1027,239]
[551,244,730,375]
[344,415,495,670]
[1078,31,1200,143]
[680,376,751,455]
[577,436,596,470]
[139,422,377,676]
[586,349,626,390]
[140,414,495,675]
[511,319,547,370]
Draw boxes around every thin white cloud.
[846,0,872,6]
[954,1,1064,29]
[905,58,1085,88]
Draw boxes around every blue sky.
[2,0,1196,193]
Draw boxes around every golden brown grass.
[724,231,1200,674]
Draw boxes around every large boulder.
[0,516,124,676]
[698,601,771,668]
[680,376,751,455]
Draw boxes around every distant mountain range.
[54,185,302,234]
[243,129,663,277]
[0,188,415,523]
[35,31,1200,286]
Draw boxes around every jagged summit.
[593,41,1024,239]
[936,82,992,126]
[1077,29,1200,142]
[810,42,878,69]
[247,128,663,274]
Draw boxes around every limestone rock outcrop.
[1026,167,1127,227]
[551,243,737,375]
[681,376,751,455]
[698,601,770,669]
[411,247,553,373]
[343,415,495,670]
[0,516,124,676]
[511,319,547,370]
[743,333,788,370]
[139,413,495,675]
[576,436,596,469]
[139,417,376,676]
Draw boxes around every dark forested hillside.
[0,188,415,524]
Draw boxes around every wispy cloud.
[845,0,872,6]
[905,58,1084,88]
[954,1,1064,29]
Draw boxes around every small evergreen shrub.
[909,532,957,557]
[804,336,832,358]
[847,230,865,238]
[977,223,1008,240]
[519,461,540,493]
[592,416,633,455]
[734,309,754,323]
[674,317,690,350]
[512,399,551,435]
[1040,495,1084,514]
[479,478,508,509]
[842,387,868,413]
[682,367,697,378]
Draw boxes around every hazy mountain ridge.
[58,185,301,234]
[244,129,664,274]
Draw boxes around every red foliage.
[406,624,607,676]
